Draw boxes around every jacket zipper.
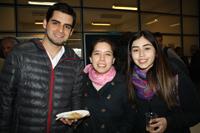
[47,66,55,133]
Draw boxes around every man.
[153,32,189,75]
[153,32,181,60]
[0,37,19,58]
[0,37,18,72]
[0,57,3,72]
[190,48,200,96]
[0,3,83,133]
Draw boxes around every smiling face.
[131,36,156,71]
[43,11,74,46]
[90,42,115,74]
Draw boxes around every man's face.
[156,36,163,47]
[43,11,74,46]
[2,39,15,57]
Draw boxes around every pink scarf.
[83,64,116,90]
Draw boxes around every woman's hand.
[146,117,167,133]
[60,118,77,125]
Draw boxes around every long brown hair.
[127,30,178,109]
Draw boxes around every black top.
[76,73,137,133]
[135,71,200,133]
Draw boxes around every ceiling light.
[35,21,43,25]
[112,5,138,11]
[28,1,55,6]
[169,23,180,27]
[91,22,111,26]
[145,19,158,25]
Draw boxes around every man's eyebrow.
[50,19,60,23]
[51,19,72,26]
[50,19,72,27]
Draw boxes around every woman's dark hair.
[46,2,76,28]
[127,30,178,109]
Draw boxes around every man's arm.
[71,59,84,110]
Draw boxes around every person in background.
[153,32,163,47]
[153,32,189,75]
[0,2,83,133]
[117,32,133,75]
[127,30,200,133]
[0,58,4,72]
[174,46,190,69]
[0,36,19,58]
[74,38,136,133]
[0,37,19,71]
[190,48,200,96]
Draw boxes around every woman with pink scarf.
[76,38,136,133]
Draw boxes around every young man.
[0,3,83,133]
[153,32,189,75]
[0,36,18,58]
[0,37,19,72]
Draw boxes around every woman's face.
[131,36,156,71]
[90,42,115,74]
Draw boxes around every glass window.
[141,13,180,34]
[183,36,199,56]
[0,33,16,39]
[83,9,137,32]
[74,8,81,32]
[17,0,80,6]
[163,35,181,49]
[68,33,82,48]
[0,0,14,3]
[0,7,15,32]
[68,33,83,58]
[17,33,43,41]
[17,7,81,32]
[17,7,47,32]
[83,0,137,9]
[141,0,180,14]
[182,0,198,15]
[183,17,199,35]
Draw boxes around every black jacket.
[0,39,83,133]
[135,71,200,133]
[76,73,137,133]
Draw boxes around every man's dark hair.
[153,32,163,38]
[46,2,76,28]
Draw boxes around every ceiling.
[0,0,198,33]
[0,0,199,56]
